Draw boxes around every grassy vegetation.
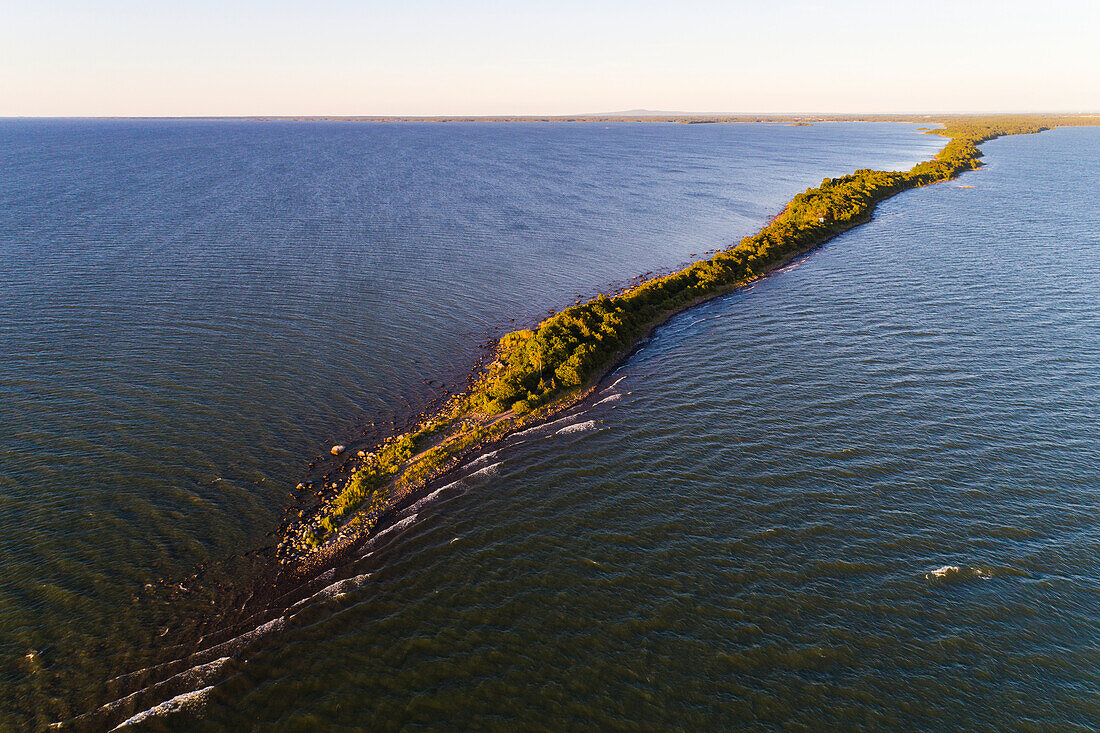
[279,115,1080,560]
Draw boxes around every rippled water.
[0,120,943,725]
[7,123,1098,730]
[191,128,1094,730]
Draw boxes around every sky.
[2,0,1098,117]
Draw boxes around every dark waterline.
[0,121,944,725]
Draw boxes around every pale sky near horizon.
[3,0,1098,117]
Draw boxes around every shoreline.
[288,246,822,575]
[152,122,985,666]
[281,118,1058,564]
[184,247,825,644]
[177,198,857,629]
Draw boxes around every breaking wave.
[465,450,499,469]
[602,376,627,393]
[465,461,503,479]
[290,572,373,611]
[110,685,215,730]
[511,412,585,439]
[360,513,419,555]
[403,480,464,515]
[926,565,991,581]
[556,420,598,436]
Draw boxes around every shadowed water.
[0,121,945,725]
[156,128,1096,730]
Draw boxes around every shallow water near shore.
[3,121,1098,728]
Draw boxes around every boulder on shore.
[331,445,346,456]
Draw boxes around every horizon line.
[3,111,1099,122]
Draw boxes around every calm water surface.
[2,122,1096,729]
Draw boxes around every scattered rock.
[357,450,367,458]
[331,445,346,456]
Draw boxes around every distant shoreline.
[6,113,1100,124]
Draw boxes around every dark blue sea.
[1,120,1096,730]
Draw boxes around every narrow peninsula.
[278,116,1086,566]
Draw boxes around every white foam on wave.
[83,656,231,727]
[926,565,991,581]
[360,513,418,555]
[197,615,286,662]
[93,458,500,729]
[773,258,807,275]
[602,376,627,393]
[464,451,498,469]
[241,569,338,629]
[101,609,283,699]
[556,420,598,436]
[403,480,463,515]
[110,685,215,730]
[512,413,583,439]
[465,461,502,479]
[595,393,621,406]
[175,657,231,687]
[290,572,373,612]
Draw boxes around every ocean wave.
[512,413,584,439]
[196,615,287,662]
[556,420,598,435]
[595,393,621,406]
[464,461,502,479]
[772,258,807,275]
[110,685,215,730]
[61,657,231,730]
[109,514,413,726]
[290,572,373,612]
[403,480,463,515]
[359,513,419,556]
[926,565,991,581]
[685,314,728,329]
[465,450,499,469]
[602,376,627,393]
